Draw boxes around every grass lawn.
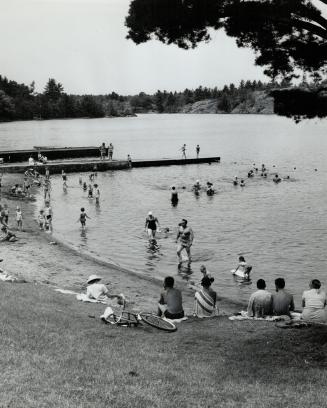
[0,282,326,408]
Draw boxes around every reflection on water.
[1,114,325,305]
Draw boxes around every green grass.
[0,282,326,407]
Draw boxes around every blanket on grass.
[229,311,302,321]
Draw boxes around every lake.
[1,114,326,305]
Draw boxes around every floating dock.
[0,156,220,174]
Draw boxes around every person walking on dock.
[180,144,187,159]
[196,145,200,158]
[108,143,114,160]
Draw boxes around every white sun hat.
[87,274,102,284]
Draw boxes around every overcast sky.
[1,0,325,95]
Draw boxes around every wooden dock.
[0,156,220,175]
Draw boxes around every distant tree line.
[0,74,323,122]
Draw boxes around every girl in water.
[78,207,91,230]
[231,256,251,280]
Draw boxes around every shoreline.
[0,173,244,314]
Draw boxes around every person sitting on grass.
[302,279,327,323]
[0,226,18,242]
[194,276,217,318]
[247,279,272,318]
[158,276,184,320]
[86,275,123,303]
[272,278,295,316]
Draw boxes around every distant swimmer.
[78,207,91,230]
[171,186,179,206]
[145,211,160,240]
[88,184,93,198]
[180,144,187,159]
[83,182,87,191]
[79,174,83,185]
[247,170,254,178]
[231,256,252,280]
[240,179,245,187]
[206,182,214,196]
[273,174,281,183]
[196,144,200,158]
[193,180,201,194]
[61,170,67,182]
[261,164,266,172]
[176,218,194,265]
[148,238,159,251]
[233,176,238,186]
[94,185,100,204]
[63,180,68,192]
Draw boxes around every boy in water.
[38,209,45,230]
[16,206,23,231]
[78,207,91,230]
[94,184,100,204]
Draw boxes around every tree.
[44,78,64,101]
[0,90,15,121]
[125,0,327,119]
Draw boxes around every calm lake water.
[1,114,326,305]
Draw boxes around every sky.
[0,0,325,95]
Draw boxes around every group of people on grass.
[248,277,327,323]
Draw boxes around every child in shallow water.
[232,256,252,280]
[16,206,23,231]
[78,207,91,230]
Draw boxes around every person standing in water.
[78,207,91,230]
[43,200,53,232]
[16,206,23,231]
[196,145,200,158]
[145,211,160,240]
[171,186,179,206]
[176,218,194,265]
[94,184,100,204]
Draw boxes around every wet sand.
[0,173,242,314]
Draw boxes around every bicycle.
[100,304,177,333]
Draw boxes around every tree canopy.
[125,0,327,119]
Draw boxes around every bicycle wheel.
[104,311,139,327]
[139,312,177,332]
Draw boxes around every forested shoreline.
[0,74,320,122]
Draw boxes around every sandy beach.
[0,173,242,315]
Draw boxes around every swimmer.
[145,211,160,240]
[61,170,67,182]
[171,186,179,205]
[87,184,93,198]
[148,238,159,251]
[206,182,214,196]
[95,186,100,204]
[43,200,53,232]
[89,173,95,182]
[78,207,91,230]
[231,256,251,280]
[233,176,238,186]
[200,265,213,281]
[273,174,281,183]
[176,218,194,265]
[180,144,187,159]
[240,179,245,187]
[193,180,201,195]
[16,206,23,231]
[63,180,68,191]
[83,182,87,191]
[38,209,45,230]
[247,170,254,178]
[79,174,83,185]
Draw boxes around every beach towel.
[194,289,216,317]
[76,293,109,304]
[229,311,292,321]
